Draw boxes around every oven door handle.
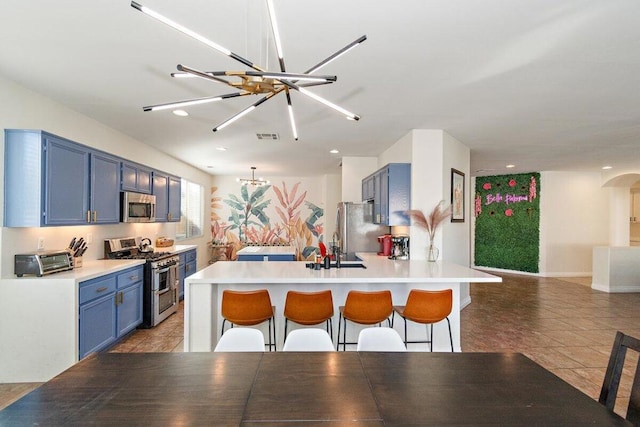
[156,287,172,296]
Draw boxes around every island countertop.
[187,252,500,284]
[184,254,501,352]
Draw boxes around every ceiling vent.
[256,133,280,140]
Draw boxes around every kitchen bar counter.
[184,254,501,351]
[236,245,296,261]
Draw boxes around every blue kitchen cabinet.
[178,249,197,300]
[90,151,121,224]
[79,274,117,359]
[4,129,120,226]
[362,175,375,201]
[79,265,143,359]
[153,172,181,222]
[115,267,144,337]
[121,161,152,194]
[366,163,411,226]
[237,254,296,261]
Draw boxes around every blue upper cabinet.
[121,161,152,194]
[153,171,181,222]
[90,152,121,224]
[363,163,411,226]
[4,130,120,226]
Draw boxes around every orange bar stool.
[283,290,334,341]
[221,289,276,351]
[393,289,454,352]
[337,290,393,351]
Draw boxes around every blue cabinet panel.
[178,249,197,299]
[237,254,296,261]
[367,163,411,226]
[45,136,90,225]
[152,171,181,222]
[117,282,143,337]
[79,293,117,359]
[121,162,152,194]
[91,152,120,223]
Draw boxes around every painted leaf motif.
[240,185,249,202]
[291,190,307,212]
[289,182,300,204]
[249,185,270,204]
[224,196,245,211]
[272,185,286,207]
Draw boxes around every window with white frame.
[176,179,204,240]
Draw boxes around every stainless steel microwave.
[121,191,156,223]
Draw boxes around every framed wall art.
[451,168,465,222]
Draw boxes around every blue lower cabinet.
[79,265,144,359]
[117,283,143,337]
[179,249,197,300]
[237,254,296,261]
[79,292,117,359]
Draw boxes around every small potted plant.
[406,200,451,261]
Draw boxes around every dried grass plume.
[406,200,452,242]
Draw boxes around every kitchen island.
[184,254,501,352]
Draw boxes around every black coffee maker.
[389,235,409,260]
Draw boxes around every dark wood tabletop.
[0,352,629,426]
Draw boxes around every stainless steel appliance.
[121,191,156,223]
[14,250,74,277]
[335,202,390,258]
[390,235,410,260]
[104,236,179,328]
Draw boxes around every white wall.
[0,75,213,276]
[539,171,609,276]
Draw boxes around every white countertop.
[236,246,296,255]
[187,252,500,284]
[2,259,146,282]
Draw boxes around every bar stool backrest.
[284,290,334,325]
[343,290,393,324]
[221,289,274,326]
[403,289,452,323]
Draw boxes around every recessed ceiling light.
[330,149,339,154]
[172,109,189,117]
[602,165,612,170]
[216,147,227,151]
[506,164,515,168]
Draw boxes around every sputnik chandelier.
[237,166,270,187]
[131,1,366,140]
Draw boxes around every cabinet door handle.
[86,210,91,223]
[114,291,123,306]
[96,287,108,293]
[129,275,138,280]
[92,211,97,222]
[167,212,172,221]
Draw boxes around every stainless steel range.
[104,236,180,328]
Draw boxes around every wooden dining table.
[0,352,629,426]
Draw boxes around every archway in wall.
[602,173,640,246]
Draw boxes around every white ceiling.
[1,0,639,178]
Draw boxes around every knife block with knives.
[67,237,88,268]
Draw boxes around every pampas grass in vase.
[406,200,452,261]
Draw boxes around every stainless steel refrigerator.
[335,202,390,256]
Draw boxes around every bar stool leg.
[446,317,453,352]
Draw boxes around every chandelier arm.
[303,35,367,75]
[284,89,298,141]
[176,64,236,87]
[131,1,265,72]
[280,80,360,121]
[266,0,286,73]
[143,92,251,112]
[213,88,285,132]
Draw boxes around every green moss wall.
[474,172,540,273]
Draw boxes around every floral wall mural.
[474,172,541,273]
[210,178,325,261]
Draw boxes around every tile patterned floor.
[1,272,639,419]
